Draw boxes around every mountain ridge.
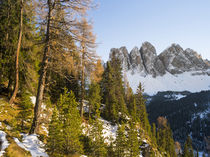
[109,41,210,77]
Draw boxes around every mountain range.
[109,42,210,95]
[109,42,210,153]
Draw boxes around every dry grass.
[4,136,31,157]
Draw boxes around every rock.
[109,47,130,71]
[108,42,210,77]
[130,46,146,75]
[159,44,193,74]
[184,48,208,70]
[140,42,165,76]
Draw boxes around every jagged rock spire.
[109,42,210,77]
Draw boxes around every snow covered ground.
[14,134,48,157]
[0,131,9,156]
[100,118,118,143]
[126,70,210,95]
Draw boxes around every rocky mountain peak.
[109,46,130,71]
[108,42,210,77]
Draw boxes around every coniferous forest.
[0,0,201,157]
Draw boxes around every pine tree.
[102,57,128,123]
[47,89,83,156]
[46,107,63,156]
[16,91,33,131]
[115,123,127,157]
[88,82,101,119]
[102,62,118,122]
[152,123,157,146]
[0,0,40,95]
[183,135,194,157]
[89,101,107,157]
[0,0,19,87]
[157,117,176,156]
[136,82,151,135]
[127,122,140,157]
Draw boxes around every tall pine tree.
[47,89,83,156]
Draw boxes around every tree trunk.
[80,49,85,118]
[29,0,52,134]
[9,0,23,104]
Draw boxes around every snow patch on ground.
[126,70,210,95]
[83,118,118,144]
[100,119,118,143]
[14,134,48,157]
[0,131,9,156]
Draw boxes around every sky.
[88,0,210,61]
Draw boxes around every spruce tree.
[152,123,157,146]
[115,123,127,157]
[89,102,107,157]
[102,62,118,122]
[183,135,194,157]
[136,82,151,135]
[102,57,128,123]
[47,89,83,156]
[127,122,140,157]
[88,82,101,118]
[47,107,63,156]
[16,91,33,131]
[157,117,176,156]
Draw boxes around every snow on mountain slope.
[126,70,210,95]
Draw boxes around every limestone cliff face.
[109,42,210,77]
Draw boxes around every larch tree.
[76,18,97,118]
[30,0,94,134]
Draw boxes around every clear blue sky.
[88,0,210,61]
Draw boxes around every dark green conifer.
[16,91,33,131]
[115,123,127,157]
[127,122,139,157]
[47,89,83,156]
[88,82,101,118]
[89,100,107,157]
[152,123,157,146]
[136,82,151,135]
[183,135,194,157]
[157,117,176,156]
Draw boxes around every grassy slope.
[0,96,31,157]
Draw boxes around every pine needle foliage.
[47,88,83,156]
